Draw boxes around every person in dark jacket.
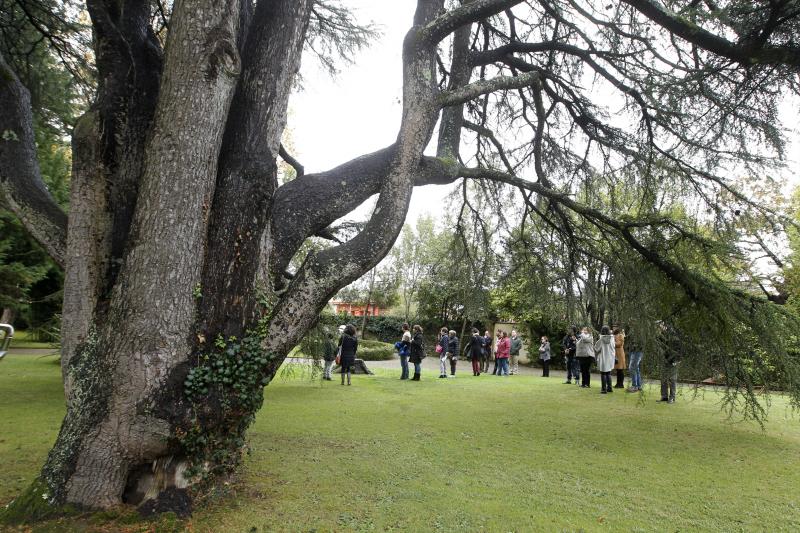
[438,327,450,378]
[338,324,358,386]
[657,321,681,403]
[562,326,579,385]
[409,324,425,381]
[322,331,337,381]
[466,328,483,376]
[481,330,492,374]
[447,330,459,376]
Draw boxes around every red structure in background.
[331,301,386,317]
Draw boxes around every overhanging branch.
[0,51,67,267]
[622,0,800,69]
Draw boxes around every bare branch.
[438,70,541,107]
[279,143,305,177]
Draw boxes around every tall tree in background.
[1,0,799,519]
[0,0,83,329]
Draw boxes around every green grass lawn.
[1,354,799,532]
[3,330,58,349]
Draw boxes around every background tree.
[1,0,800,521]
[335,261,400,335]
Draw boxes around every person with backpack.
[509,330,523,375]
[447,330,459,376]
[575,326,595,388]
[395,323,412,380]
[337,324,358,386]
[539,335,551,377]
[409,325,425,381]
[466,328,483,376]
[437,327,450,379]
[495,330,511,376]
[595,325,616,394]
[322,331,337,381]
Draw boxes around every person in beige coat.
[613,326,626,388]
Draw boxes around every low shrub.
[357,340,396,361]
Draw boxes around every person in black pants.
[562,327,579,384]
[539,336,551,377]
[338,324,358,386]
[467,328,483,376]
[575,326,595,387]
[447,329,459,376]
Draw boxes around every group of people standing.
[561,325,629,394]
[396,327,529,379]
[561,322,680,402]
[334,320,680,402]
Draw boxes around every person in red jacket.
[495,330,511,376]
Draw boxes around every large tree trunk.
[36,0,243,510]
[0,0,511,521]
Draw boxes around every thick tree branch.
[270,144,459,277]
[419,0,522,45]
[0,51,67,267]
[265,0,446,357]
[622,0,800,69]
[436,15,473,158]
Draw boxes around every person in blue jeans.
[409,325,425,381]
[626,332,643,392]
[628,350,643,392]
[396,323,412,380]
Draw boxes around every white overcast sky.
[287,1,800,228]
